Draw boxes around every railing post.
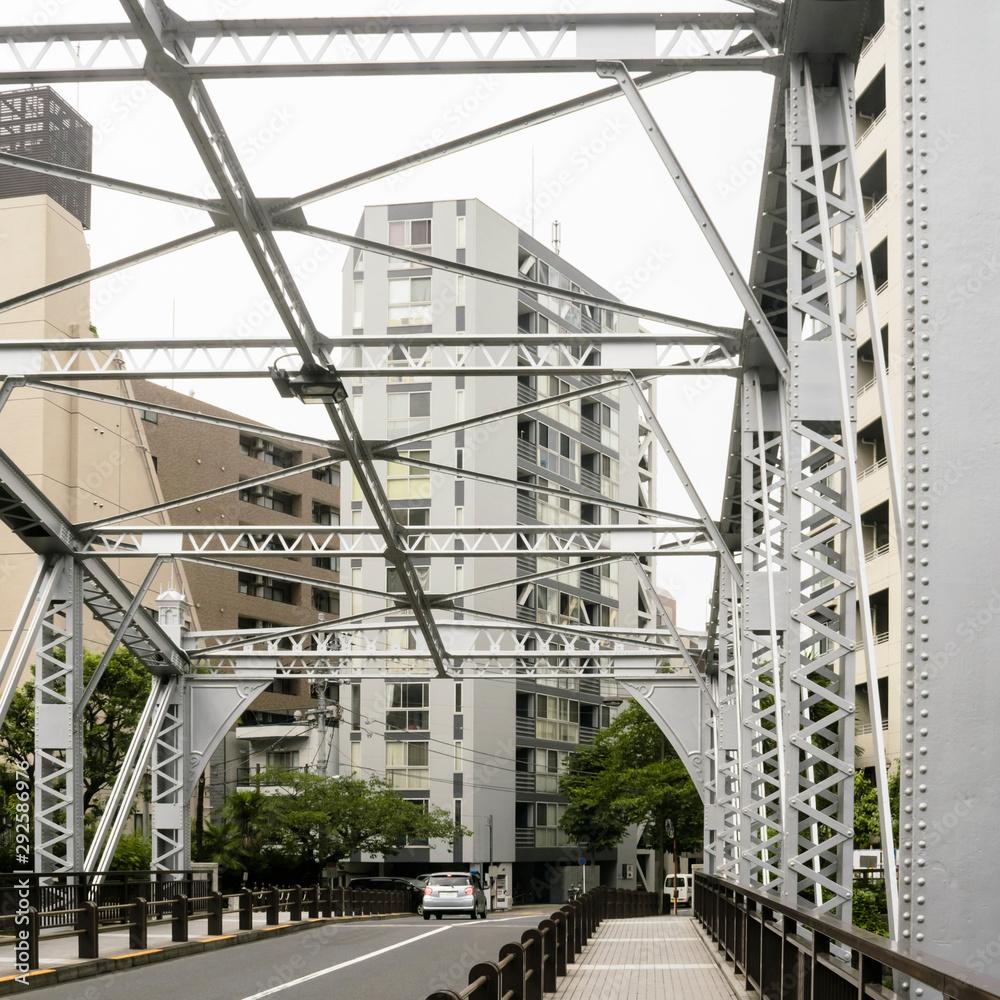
[266,886,280,925]
[469,961,500,999]
[551,912,567,977]
[290,885,303,921]
[520,928,544,1000]
[171,894,189,943]
[238,889,253,930]
[560,906,576,964]
[321,885,332,918]
[25,906,39,970]
[499,942,526,1000]
[207,890,224,936]
[130,896,148,950]
[78,900,99,959]
[309,884,319,919]
[539,919,558,993]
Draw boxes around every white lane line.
[238,925,453,1000]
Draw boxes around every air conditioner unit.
[259,486,274,497]
[251,437,267,450]
[250,575,266,585]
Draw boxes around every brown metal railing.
[3,883,413,971]
[423,886,656,1000]
[694,873,1000,1000]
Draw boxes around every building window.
[389,218,431,251]
[265,678,295,695]
[141,409,158,423]
[312,588,335,614]
[239,483,296,515]
[240,435,297,468]
[388,276,432,326]
[454,741,463,771]
[386,682,429,731]
[536,803,572,847]
[350,740,361,772]
[395,506,430,550]
[312,501,337,526]
[386,741,429,789]
[404,800,430,846]
[351,683,361,731]
[454,681,463,713]
[455,274,465,306]
[386,451,431,499]
[312,555,339,571]
[386,565,430,592]
[266,750,299,770]
[387,390,431,436]
[537,424,578,481]
[312,465,335,485]
[353,278,364,328]
[538,376,581,431]
[238,572,293,604]
[536,749,566,793]
[455,216,465,249]
[536,695,579,743]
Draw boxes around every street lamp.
[269,362,349,404]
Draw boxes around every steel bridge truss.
[0,1,903,929]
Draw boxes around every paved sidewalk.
[554,914,752,1000]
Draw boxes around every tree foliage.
[559,701,703,911]
[201,772,468,885]
[852,764,899,848]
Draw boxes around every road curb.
[0,912,414,994]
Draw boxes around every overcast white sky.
[4,0,774,628]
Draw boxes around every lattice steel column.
[33,557,85,872]
[739,372,788,892]
[712,562,745,883]
[150,676,187,871]
[781,56,859,917]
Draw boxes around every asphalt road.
[33,911,552,1000]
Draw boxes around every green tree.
[852,764,899,849]
[559,701,703,913]
[266,771,466,881]
[111,831,152,870]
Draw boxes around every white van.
[663,873,694,908]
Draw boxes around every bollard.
[207,890,224,936]
[239,889,253,930]
[561,905,578,962]
[266,886,280,926]
[499,941,526,1000]
[78,900,100,959]
[520,928,543,1000]
[172,894,189,943]
[130,896,148,950]
[289,885,303,922]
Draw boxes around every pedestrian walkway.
[554,914,752,1000]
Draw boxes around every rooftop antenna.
[551,220,561,256]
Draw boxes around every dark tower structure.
[0,86,92,228]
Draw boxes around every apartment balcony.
[857,454,890,509]
[235,764,308,793]
[236,722,312,742]
[517,437,536,466]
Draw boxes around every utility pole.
[316,681,328,776]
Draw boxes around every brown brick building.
[131,381,341,803]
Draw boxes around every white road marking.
[238,925,453,1000]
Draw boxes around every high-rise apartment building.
[336,198,657,903]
